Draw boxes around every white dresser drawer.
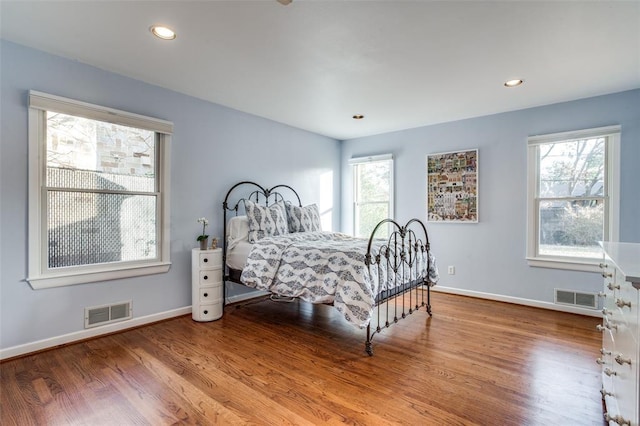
[199,270,222,286]
[199,251,222,269]
[199,285,223,303]
[195,303,223,322]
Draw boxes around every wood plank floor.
[1,291,604,425]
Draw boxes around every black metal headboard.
[221,181,303,287]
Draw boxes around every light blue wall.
[0,40,341,350]
[341,89,640,304]
[2,38,638,353]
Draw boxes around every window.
[349,154,394,238]
[527,125,620,271]
[27,91,172,289]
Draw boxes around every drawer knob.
[604,367,617,377]
[604,413,631,425]
[615,299,631,309]
[203,275,208,280]
[203,292,208,297]
[204,258,208,263]
[602,308,612,316]
[596,324,605,332]
[598,291,607,298]
[602,271,613,278]
[615,354,632,366]
[600,387,613,398]
[605,323,618,331]
[607,283,620,291]
[599,263,608,269]
[600,348,612,356]
[596,358,605,365]
[203,310,208,315]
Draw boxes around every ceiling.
[2,1,639,140]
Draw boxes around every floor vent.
[554,289,598,309]
[85,301,132,328]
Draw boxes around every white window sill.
[526,257,602,273]
[27,262,171,289]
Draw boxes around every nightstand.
[191,248,223,322]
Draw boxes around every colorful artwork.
[427,149,478,222]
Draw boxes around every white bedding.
[240,231,438,328]
[225,215,439,328]
[226,240,252,271]
[226,215,252,270]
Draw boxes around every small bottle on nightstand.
[191,247,223,322]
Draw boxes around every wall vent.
[554,289,598,309]
[85,301,132,328]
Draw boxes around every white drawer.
[603,393,620,425]
[199,251,222,269]
[196,303,223,321]
[615,282,638,329]
[601,329,615,398]
[199,285,223,303]
[604,288,618,313]
[199,270,222,286]
[610,365,637,426]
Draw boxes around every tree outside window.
[538,138,605,258]
[351,155,394,239]
[527,126,619,270]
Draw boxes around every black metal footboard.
[364,218,433,356]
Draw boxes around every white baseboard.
[0,306,192,361]
[432,286,602,318]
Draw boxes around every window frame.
[349,154,394,238]
[27,91,172,289]
[526,125,620,272]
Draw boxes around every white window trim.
[27,91,173,289]
[526,125,620,272]
[349,154,394,238]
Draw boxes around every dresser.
[599,242,640,426]
[191,248,224,322]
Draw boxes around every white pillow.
[227,215,249,250]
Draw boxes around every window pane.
[538,138,605,198]
[48,191,157,268]
[47,168,155,193]
[46,112,155,192]
[356,162,390,203]
[357,203,390,238]
[538,199,604,259]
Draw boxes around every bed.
[222,181,439,355]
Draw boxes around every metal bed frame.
[222,181,433,355]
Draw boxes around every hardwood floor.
[1,291,604,425]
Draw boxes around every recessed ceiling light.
[504,79,524,87]
[150,25,176,40]
[352,114,365,120]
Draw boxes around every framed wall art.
[427,149,478,222]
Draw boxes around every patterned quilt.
[240,231,438,328]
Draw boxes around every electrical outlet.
[447,266,455,275]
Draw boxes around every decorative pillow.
[245,200,288,243]
[286,203,322,233]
